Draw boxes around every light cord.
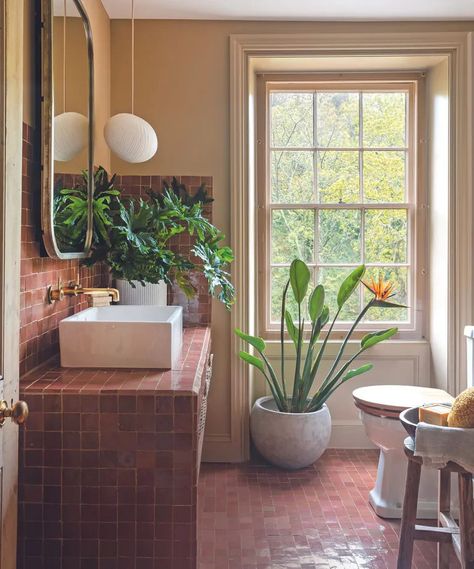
[63,0,67,113]
[131,0,135,114]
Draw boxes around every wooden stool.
[397,437,474,569]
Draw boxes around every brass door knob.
[0,400,29,425]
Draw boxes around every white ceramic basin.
[59,305,183,369]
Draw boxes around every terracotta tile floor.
[198,449,460,569]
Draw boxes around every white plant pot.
[250,396,331,470]
[115,279,168,306]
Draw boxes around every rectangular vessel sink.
[59,305,183,369]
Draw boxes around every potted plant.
[55,167,235,309]
[235,259,403,469]
[107,176,218,306]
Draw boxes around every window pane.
[363,150,405,203]
[363,92,406,148]
[272,210,314,264]
[317,151,359,203]
[363,267,409,322]
[317,92,359,148]
[270,92,313,148]
[319,210,361,264]
[365,209,408,264]
[271,266,313,322]
[271,151,314,203]
[318,267,361,321]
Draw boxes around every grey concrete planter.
[250,396,331,469]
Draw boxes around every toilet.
[353,385,454,519]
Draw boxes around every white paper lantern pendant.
[54,112,88,162]
[104,113,157,164]
[104,0,158,163]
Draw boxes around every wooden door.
[0,0,24,567]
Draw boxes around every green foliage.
[148,176,214,207]
[236,260,400,413]
[53,166,120,252]
[285,310,298,346]
[337,265,365,309]
[290,259,311,303]
[361,328,398,350]
[308,285,324,322]
[54,167,236,309]
[234,329,266,353]
[239,351,264,373]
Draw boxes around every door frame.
[230,31,474,461]
[0,0,24,566]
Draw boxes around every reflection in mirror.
[53,0,89,254]
[42,0,93,258]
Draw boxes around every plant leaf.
[361,328,398,350]
[285,310,298,346]
[342,363,373,381]
[308,285,325,322]
[320,305,330,327]
[234,328,266,353]
[337,265,365,308]
[290,259,311,304]
[239,351,264,372]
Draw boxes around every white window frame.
[256,73,427,340]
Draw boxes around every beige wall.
[110,19,474,457]
[82,0,111,171]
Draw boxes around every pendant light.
[104,0,158,163]
[54,0,88,162]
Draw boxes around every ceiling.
[101,0,474,21]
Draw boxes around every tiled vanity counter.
[18,327,211,569]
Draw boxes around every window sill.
[262,337,430,358]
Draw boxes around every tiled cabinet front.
[18,328,211,569]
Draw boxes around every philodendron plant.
[235,260,405,413]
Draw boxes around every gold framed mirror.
[41,0,94,259]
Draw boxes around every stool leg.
[438,469,451,569]
[458,472,474,569]
[397,457,422,569]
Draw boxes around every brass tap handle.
[73,273,82,292]
[0,400,29,426]
[47,278,64,303]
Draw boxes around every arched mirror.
[41,0,94,259]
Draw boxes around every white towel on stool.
[414,422,474,473]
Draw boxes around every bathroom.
[0,0,473,568]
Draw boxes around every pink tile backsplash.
[20,123,107,375]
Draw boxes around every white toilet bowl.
[353,385,454,519]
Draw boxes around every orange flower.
[362,275,396,301]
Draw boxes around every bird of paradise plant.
[235,260,405,413]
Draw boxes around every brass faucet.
[48,278,120,304]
